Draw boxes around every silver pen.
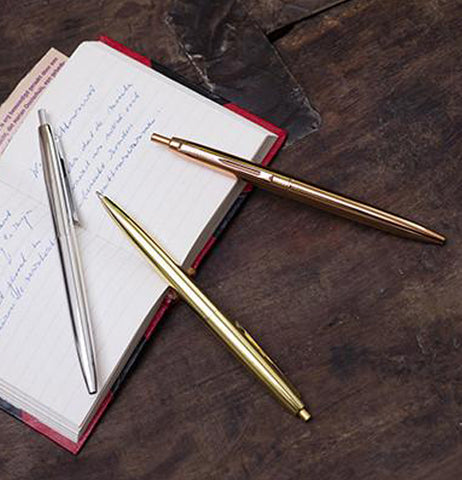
[38,109,98,394]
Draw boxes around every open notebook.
[0,39,283,451]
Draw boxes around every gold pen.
[151,133,445,245]
[97,192,310,422]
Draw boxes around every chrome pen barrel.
[38,110,97,394]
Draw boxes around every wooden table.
[1,1,461,478]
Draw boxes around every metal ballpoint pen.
[97,192,310,422]
[38,109,98,395]
[151,133,446,245]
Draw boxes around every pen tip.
[87,382,97,395]
[84,369,98,395]
[298,408,311,422]
[151,133,171,146]
[420,228,446,245]
[95,191,104,201]
[433,232,446,245]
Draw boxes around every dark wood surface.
[1,1,461,479]
[248,0,348,34]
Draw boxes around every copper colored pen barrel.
[151,133,445,245]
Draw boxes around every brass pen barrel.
[97,193,310,422]
[151,134,445,245]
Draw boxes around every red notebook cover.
[0,36,287,454]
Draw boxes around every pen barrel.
[39,125,73,238]
[179,285,306,416]
[169,138,443,244]
[101,196,307,418]
[171,138,402,216]
[280,179,439,242]
[39,123,97,394]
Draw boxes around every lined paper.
[0,42,275,438]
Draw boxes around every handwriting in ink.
[107,84,133,113]
[24,238,55,284]
[6,252,27,300]
[124,91,140,114]
[0,238,55,331]
[80,162,106,203]
[107,124,134,160]
[0,247,12,265]
[105,113,123,141]
[70,159,91,192]
[105,90,140,142]
[58,84,96,136]
[80,120,103,154]
[2,210,34,241]
[0,304,14,330]
[100,118,156,194]
[30,162,41,179]
[0,210,12,230]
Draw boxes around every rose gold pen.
[151,133,445,245]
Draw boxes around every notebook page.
[0,41,275,433]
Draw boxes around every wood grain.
[0,0,461,479]
[166,0,321,143]
[247,0,349,34]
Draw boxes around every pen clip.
[56,136,80,226]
